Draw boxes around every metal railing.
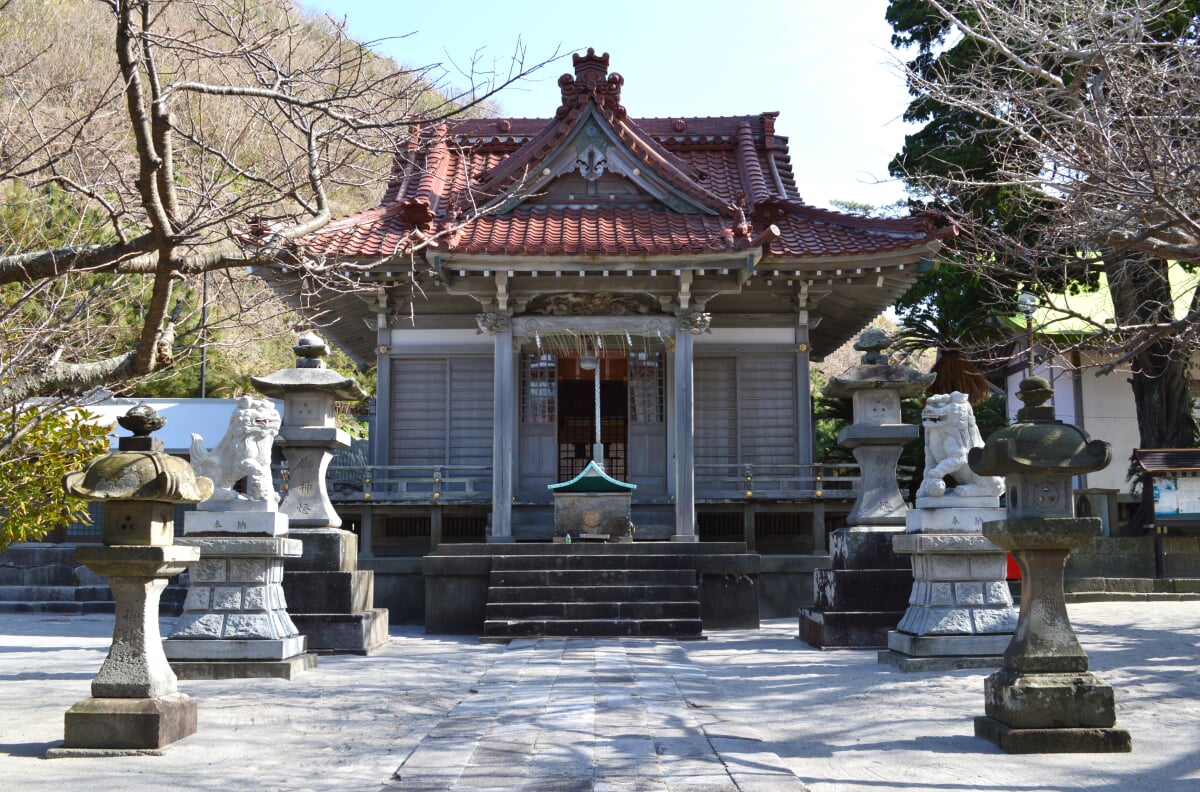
[324,462,915,504]
[695,463,853,499]
[326,465,493,503]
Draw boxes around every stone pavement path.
[386,639,807,792]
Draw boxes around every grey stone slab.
[593,779,670,792]
[652,735,714,758]
[168,652,317,680]
[886,631,1012,656]
[877,650,1004,673]
[163,635,306,660]
[59,693,197,751]
[659,774,739,792]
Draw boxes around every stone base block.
[974,716,1132,753]
[284,528,357,573]
[830,529,909,569]
[164,635,306,661]
[798,608,905,649]
[878,650,1004,672]
[814,568,913,611]
[895,601,1017,635]
[887,630,1013,657]
[282,569,373,613]
[169,653,317,680]
[56,693,196,752]
[291,608,389,654]
[984,670,1119,729]
[914,496,1002,512]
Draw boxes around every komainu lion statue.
[190,395,282,507]
[916,391,1004,499]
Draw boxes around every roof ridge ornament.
[558,48,624,119]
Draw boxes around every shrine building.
[289,49,951,564]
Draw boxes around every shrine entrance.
[517,334,668,499]
[557,354,628,480]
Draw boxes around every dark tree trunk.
[1105,254,1200,534]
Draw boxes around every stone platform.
[283,528,389,654]
[798,529,912,649]
[423,542,759,636]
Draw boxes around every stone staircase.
[483,550,704,640]
[0,543,185,615]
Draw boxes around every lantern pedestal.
[252,334,389,654]
[49,545,200,755]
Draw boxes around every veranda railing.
[322,462,914,504]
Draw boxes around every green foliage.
[0,407,110,549]
[0,180,115,256]
[811,370,853,465]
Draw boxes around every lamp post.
[1016,292,1039,378]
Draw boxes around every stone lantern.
[251,332,389,654]
[49,405,210,755]
[968,376,1131,753]
[799,329,935,649]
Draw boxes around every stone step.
[490,553,695,571]
[798,607,907,650]
[486,600,701,621]
[487,584,698,604]
[0,601,85,614]
[0,599,181,615]
[489,569,696,587]
[433,541,749,556]
[0,585,78,602]
[282,569,374,614]
[75,585,115,602]
[482,617,704,638]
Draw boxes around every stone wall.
[1067,536,1200,578]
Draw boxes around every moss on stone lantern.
[967,377,1131,753]
[64,403,213,547]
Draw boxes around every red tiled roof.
[296,50,951,262]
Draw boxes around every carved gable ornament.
[529,292,659,316]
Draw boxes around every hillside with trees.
[0,0,548,543]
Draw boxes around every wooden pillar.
[373,319,392,470]
[484,314,515,542]
[430,507,443,551]
[796,310,813,468]
[811,502,827,554]
[673,311,706,542]
[359,509,375,560]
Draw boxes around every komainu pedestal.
[165,398,315,679]
[880,393,1016,671]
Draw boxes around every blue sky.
[300,1,914,210]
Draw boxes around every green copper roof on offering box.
[548,460,637,493]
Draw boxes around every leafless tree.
[896,0,1200,455]
[0,0,550,422]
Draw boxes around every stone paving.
[388,641,803,791]
[2,603,1199,791]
